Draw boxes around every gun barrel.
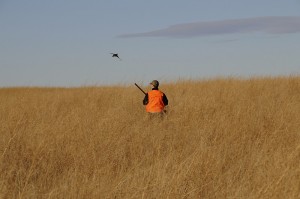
[134,83,146,95]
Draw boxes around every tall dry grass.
[0,76,299,198]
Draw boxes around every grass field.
[1,76,299,198]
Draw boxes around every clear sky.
[1,0,300,87]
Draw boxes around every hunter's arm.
[143,93,149,105]
[163,94,168,106]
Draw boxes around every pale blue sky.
[1,0,299,87]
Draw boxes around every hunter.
[143,80,168,114]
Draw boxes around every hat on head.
[150,80,159,88]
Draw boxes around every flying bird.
[110,53,121,60]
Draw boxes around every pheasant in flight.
[110,53,121,60]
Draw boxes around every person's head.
[150,80,159,89]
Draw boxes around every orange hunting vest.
[146,90,165,113]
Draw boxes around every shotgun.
[134,83,146,95]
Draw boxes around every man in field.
[143,80,168,116]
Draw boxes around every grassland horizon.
[1,76,299,198]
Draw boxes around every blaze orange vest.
[146,90,165,113]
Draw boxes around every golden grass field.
[1,76,299,198]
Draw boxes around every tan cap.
[150,80,159,87]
